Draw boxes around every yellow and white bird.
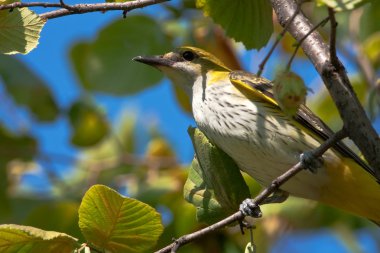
[134,46,380,224]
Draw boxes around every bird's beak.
[132,55,174,67]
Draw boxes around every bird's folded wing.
[229,70,375,178]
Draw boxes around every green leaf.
[196,0,273,49]
[316,0,370,11]
[69,100,109,147]
[78,184,163,253]
[70,15,172,95]
[0,7,45,55]
[0,224,78,253]
[184,157,225,224]
[0,125,37,162]
[360,1,380,40]
[363,32,380,68]
[24,202,82,240]
[185,127,251,223]
[0,55,59,122]
[309,77,367,131]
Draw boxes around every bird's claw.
[240,199,262,218]
[300,151,323,174]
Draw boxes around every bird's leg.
[300,151,324,174]
[240,189,289,217]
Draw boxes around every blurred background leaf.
[68,99,109,147]
[0,55,58,122]
[359,1,380,40]
[23,202,81,240]
[70,15,173,95]
[0,126,37,163]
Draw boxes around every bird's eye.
[182,51,195,61]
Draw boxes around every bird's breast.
[192,81,333,200]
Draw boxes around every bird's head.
[133,46,230,94]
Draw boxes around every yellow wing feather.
[229,71,279,107]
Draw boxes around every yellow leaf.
[0,7,45,55]
[0,224,78,253]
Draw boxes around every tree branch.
[156,129,347,253]
[0,0,169,20]
[270,0,380,180]
[328,8,339,67]
[0,2,61,10]
[286,16,329,71]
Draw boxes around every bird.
[133,46,380,224]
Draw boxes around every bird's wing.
[229,70,375,178]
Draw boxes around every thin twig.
[286,16,329,70]
[328,8,339,67]
[156,129,347,253]
[256,5,300,76]
[59,0,75,11]
[0,2,62,10]
[41,0,168,19]
[0,0,169,20]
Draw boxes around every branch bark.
[270,0,380,179]
[0,0,169,20]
